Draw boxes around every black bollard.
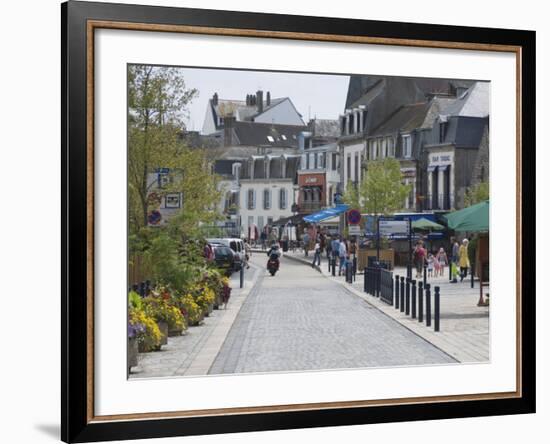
[353,257,357,282]
[400,277,405,312]
[395,275,400,309]
[423,263,427,287]
[425,283,432,327]
[240,265,244,289]
[434,286,440,332]
[470,267,474,289]
[405,278,410,315]
[411,280,417,319]
[328,255,331,272]
[332,258,336,277]
[418,282,424,322]
[449,260,452,281]
[364,267,368,293]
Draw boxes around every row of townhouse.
[338,76,489,213]
[195,79,488,237]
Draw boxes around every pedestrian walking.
[451,237,459,265]
[436,247,448,276]
[325,235,332,259]
[413,241,426,278]
[338,237,348,276]
[260,230,267,251]
[427,253,434,277]
[244,239,251,269]
[458,238,470,281]
[311,241,321,267]
[302,231,310,257]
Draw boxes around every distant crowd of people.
[413,237,470,283]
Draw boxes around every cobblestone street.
[209,254,456,375]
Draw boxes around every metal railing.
[364,266,394,305]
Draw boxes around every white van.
[207,238,246,270]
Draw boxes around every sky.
[169,66,351,132]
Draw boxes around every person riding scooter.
[266,242,281,274]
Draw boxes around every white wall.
[254,98,305,126]
[239,180,295,232]
[201,101,217,135]
[1,1,547,444]
[342,142,365,188]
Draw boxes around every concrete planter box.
[157,321,168,345]
[128,337,138,371]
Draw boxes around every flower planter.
[168,328,183,337]
[157,321,168,345]
[128,337,138,371]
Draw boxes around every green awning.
[444,200,489,232]
[412,217,445,231]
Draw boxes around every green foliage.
[464,181,489,207]
[128,65,199,230]
[360,158,411,215]
[343,180,361,211]
[127,65,224,292]
[128,291,142,310]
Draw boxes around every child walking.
[427,253,434,277]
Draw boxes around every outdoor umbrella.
[411,217,445,231]
[443,200,489,232]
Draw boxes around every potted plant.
[129,291,163,352]
[127,322,143,372]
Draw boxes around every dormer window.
[267,135,275,143]
[402,134,412,158]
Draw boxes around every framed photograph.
[62,1,535,442]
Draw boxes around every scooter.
[267,257,279,276]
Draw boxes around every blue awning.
[303,204,350,223]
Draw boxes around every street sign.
[347,209,361,225]
[379,220,409,236]
[348,225,361,235]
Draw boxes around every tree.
[464,181,489,207]
[127,65,223,291]
[128,65,198,231]
[343,180,361,210]
[358,158,411,215]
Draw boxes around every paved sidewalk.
[129,264,263,379]
[284,250,489,363]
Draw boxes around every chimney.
[256,90,264,114]
[266,91,271,107]
[224,113,236,147]
[212,92,218,106]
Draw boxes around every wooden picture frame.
[62,1,535,442]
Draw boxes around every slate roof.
[213,97,287,122]
[439,82,490,118]
[346,76,476,110]
[444,116,489,148]
[231,121,307,147]
[369,102,431,136]
[311,119,340,138]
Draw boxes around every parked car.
[206,238,246,270]
[211,244,236,276]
